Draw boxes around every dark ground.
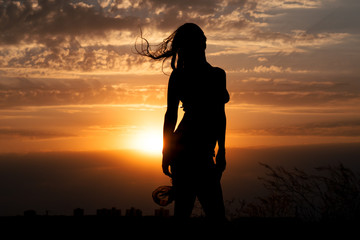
[0,216,357,238]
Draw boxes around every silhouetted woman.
[137,23,229,220]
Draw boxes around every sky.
[0,0,360,216]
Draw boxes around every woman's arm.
[215,69,228,173]
[217,106,226,151]
[162,71,180,176]
[215,105,226,172]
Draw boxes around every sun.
[133,129,163,154]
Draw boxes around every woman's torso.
[172,63,228,154]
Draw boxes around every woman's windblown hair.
[135,23,207,70]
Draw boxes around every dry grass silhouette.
[227,163,360,222]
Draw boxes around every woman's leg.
[196,169,226,220]
[173,177,196,219]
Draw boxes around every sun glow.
[133,129,163,154]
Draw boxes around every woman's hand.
[162,150,172,177]
[215,148,226,173]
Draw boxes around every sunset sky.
[0,0,360,216]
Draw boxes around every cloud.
[108,0,252,31]
[259,0,360,35]
[0,43,161,72]
[227,75,360,107]
[0,77,167,108]
[208,30,350,56]
[1,72,358,109]
[0,0,358,112]
[230,90,360,107]
[0,0,252,47]
[0,0,356,73]
[0,0,149,73]
[257,0,321,10]
[0,127,75,139]
[236,119,360,137]
[0,0,141,46]
[241,65,310,73]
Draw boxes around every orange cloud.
[0,77,167,108]
[235,119,360,137]
[0,127,75,139]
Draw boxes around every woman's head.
[136,23,207,70]
[171,23,206,54]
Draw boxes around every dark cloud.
[0,0,147,72]
[264,0,360,35]
[0,0,141,46]
[302,0,360,35]
[0,0,252,47]
[143,0,252,31]
[1,0,354,72]
[147,0,224,14]
[0,0,355,47]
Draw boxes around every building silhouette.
[125,207,142,217]
[24,210,37,216]
[96,207,121,216]
[19,207,177,217]
[73,208,84,216]
[154,208,170,217]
